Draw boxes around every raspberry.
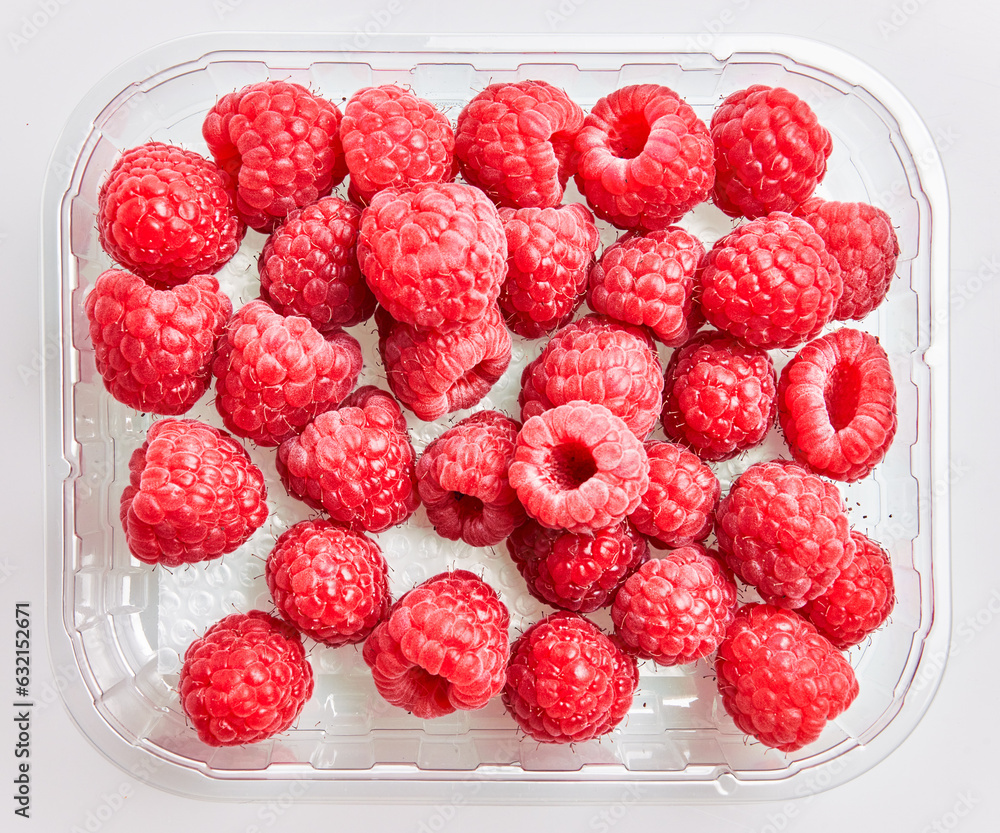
[258,196,375,332]
[503,612,638,743]
[715,459,856,608]
[611,545,737,665]
[587,226,705,347]
[179,611,314,747]
[778,328,897,482]
[660,331,777,462]
[508,401,650,534]
[506,519,647,613]
[698,212,842,350]
[455,80,584,208]
[85,269,232,415]
[120,419,267,568]
[97,142,245,287]
[362,570,510,718]
[519,315,664,439]
[629,441,719,549]
[416,411,526,547]
[715,603,859,751]
[800,530,895,648]
[265,519,390,647]
[497,203,600,338]
[212,300,362,447]
[795,198,900,321]
[203,80,347,232]
[376,304,512,421]
[340,85,455,203]
[574,84,714,231]
[711,85,833,219]
[276,386,419,533]
[357,182,508,330]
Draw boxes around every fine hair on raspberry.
[266,519,391,647]
[120,418,268,568]
[795,198,900,321]
[416,410,526,547]
[276,386,420,533]
[376,304,512,422]
[611,544,737,666]
[455,79,584,208]
[661,330,777,462]
[85,269,232,416]
[715,459,856,608]
[574,84,715,231]
[179,611,314,747]
[362,570,510,718]
[506,519,648,613]
[587,226,705,347]
[341,84,455,202]
[97,142,246,287]
[503,611,638,743]
[519,314,664,440]
[777,327,897,482]
[508,400,650,534]
[715,603,859,751]
[212,300,362,447]
[711,85,833,219]
[698,212,843,350]
[202,80,347,232]
[357,182,508,330]
[799,529,895,648]
[258,196,376,332]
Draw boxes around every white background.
[1,0,996,831]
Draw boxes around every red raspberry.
[800,530,895,648]
[611,544,737,665]
[519,315,664,440]
[506,519,648,613]
[795,198,900,321]
[629,441,719,549]
[698,212,842,350]
[265,519,390,647]
[715,459,856,608]
[715,603,859,751]
[212,300,362,447]
[179,611,314,747]
[376,304,512,421]
[455,80,584,209]
[340,85,455,203]
[503,612,638,743]
[276,386,419,533]
[362,570,510,718]
[202,80,347,232]
[497,203,600,338]
[85,269,232,415]
[97,142,245,287]
[587,227,705,347]
[416,410,526,547]
[661,331,777,462]
[258,196,375,332]
[120,419,267,568]
[778,328,897,482]
[358,182,508,330]
[711,85,833,219]
[574,84,714,231]
[508,401,650,534]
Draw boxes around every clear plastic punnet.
[42,34,950,802]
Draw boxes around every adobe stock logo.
[7,0,73,54]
